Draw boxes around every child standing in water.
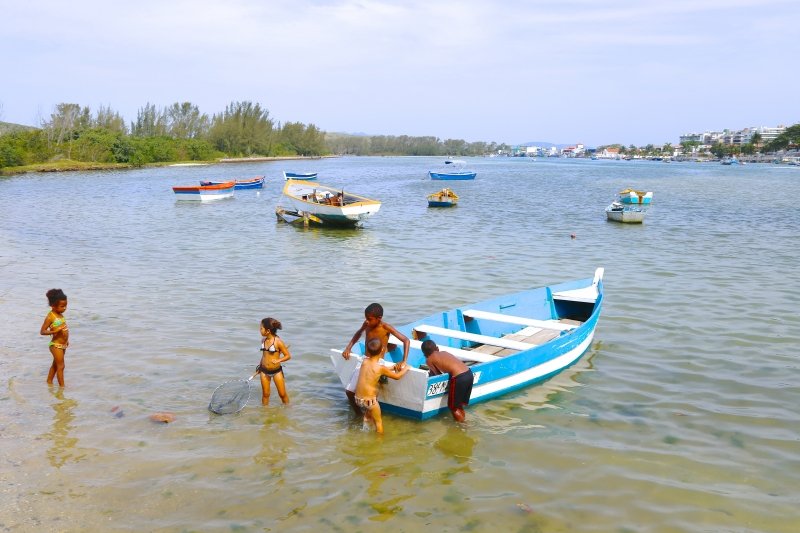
[40,288,69,387]
[257,317,291,405]
[354,338,409,434]
[342,302,410,412]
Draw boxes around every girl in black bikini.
[257,317,292,405]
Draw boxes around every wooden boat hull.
[429,171,476,180]
[330,268,604,420]
[606,204,645,223]
[279,180,381,227]
[172,182,235,201]
[201,176,264,189]
[283,171,318,180]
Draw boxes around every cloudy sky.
[1,0,797,146]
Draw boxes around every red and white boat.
[172,181,235,202]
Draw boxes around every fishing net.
[209,377,253,415]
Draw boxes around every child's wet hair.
[366,338,382,356]
[421,339,437,357]
[46,288,67,306]
[261,317,282,334]
[364,302,383,318]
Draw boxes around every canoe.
[330,268,605,420]
[618,189,653,204]
[275,179,381,227]
[427,188,459,207]
[200,176,264,189]
[606,202,646,223]
[283,171,318,180]
[172,181,235,201]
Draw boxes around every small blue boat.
[429,160,476,180]
[283,171,318,180]
[331,268,604,420]
[200,176,264,189]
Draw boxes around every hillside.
[0,121,38,134]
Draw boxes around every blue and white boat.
[618,188,653,205]
[721,157,740,165]
[283,171,318,180]
[200,176,264,189]
[330,268,604,420]
[429,160,476,180]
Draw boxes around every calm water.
[1,157,799,532]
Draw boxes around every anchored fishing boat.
[427,188,459,207]
[330,268,604,420]
[172,181,235,201]
[200,176,264,189]
[618,188,653,205]
[429,160,476,180]
[275,179,381,227]
[283,171,318,180]
[606,201,646,223]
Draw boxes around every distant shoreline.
[0,155,338,176]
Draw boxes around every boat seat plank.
[389,335,499,363]
[463,309,576,331]
[412,324,534,351]
[470,345,505,355]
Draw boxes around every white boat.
[606,202,646,223]
[275,180,381,227]
[172,181,235,202]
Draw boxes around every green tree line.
[324,132,509,157]
[0,101,328,169]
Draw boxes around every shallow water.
[1,157,799,532]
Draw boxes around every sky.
[1,0,798,147]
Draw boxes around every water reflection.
[434,425,476,469]
[43,388,80,468]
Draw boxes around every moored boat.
[606,201,646,223]
[429,160,476,180]
[275,179,381,227]
[200,176,264,189]
[427,188,459,207]
[172,181,235,202]
[330,268,605,420]
[283,171,318,180]
[618,188,653,204]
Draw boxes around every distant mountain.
[0,121,37,134]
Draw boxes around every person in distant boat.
[341,302,410,413]
[354,338,409,434]
[256,317,292,405]
[421,340,473,422]
[40,288,69,387]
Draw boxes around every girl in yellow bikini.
[40,288,69,387]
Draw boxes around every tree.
[750,131,762,152]
[95,105,127,134]
[41,103,92,159]
[208,101,274,156]
[166,102,209,139]
[131,103,167,137]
